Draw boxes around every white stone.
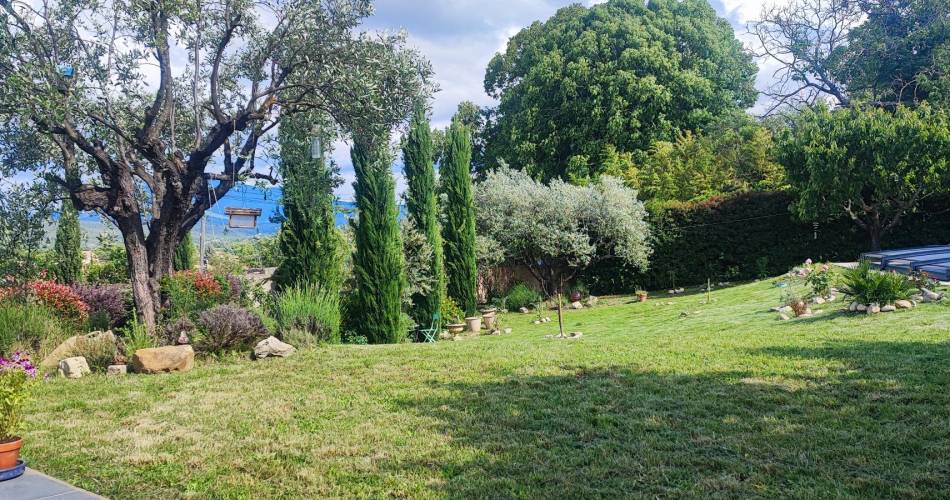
[813,297,826,304]
[503,328,512,334]
[106,364,127,376]
[254,336,296,359]
[921,289,944,302]
[868,303,881,314]
[881,305,897,312]
[895,300,914,310]
[519,307,530,314]
[856,304,868,312]
[58,357,90,379]
[848,302,858,312]
[570,301,584,310]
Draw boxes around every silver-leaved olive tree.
[0,0,433,330]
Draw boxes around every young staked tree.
[173,231,196,271]
[440,118,478,316]
[351,133,406,344]
[0,0,432,331]
[401,103,444,326]
[273,112,343,293]
[53,200,82,283]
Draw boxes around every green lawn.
[24,279,950,498]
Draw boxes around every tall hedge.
[402,103,445,326]
[351,135,406,344]
[53,201,82,284]
[272,113,343,293]
[583,191,950,294]
[440,118,478,316]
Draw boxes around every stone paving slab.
[0,468,103,500]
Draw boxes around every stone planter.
[446,323,465,335]
[481,308,498,331]
[464,316,482,333]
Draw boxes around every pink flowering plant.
[0,352,36,442]
[804,261,834,298]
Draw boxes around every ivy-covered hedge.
[583,191,950,294]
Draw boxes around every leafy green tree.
[777,104,950,250]
[0,184,53,280]
[173,232,196,271]
[273,112,344,294]
[440,118,478,316]
[402,103,444,326]
[351,134,406,344]
[0,0,432,331]
[52,201,82,284]
[484,0,757,182]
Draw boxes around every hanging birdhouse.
[224,207,262,229]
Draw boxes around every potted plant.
[636,290,648,303]
[442,299,465,336]
[0,352,36,478]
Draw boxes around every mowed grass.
[24,279,950,498]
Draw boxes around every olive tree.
[475,167,651,334]
[0,0,432,330]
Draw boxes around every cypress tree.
[441,118,478,316]
[173,231,196,271]
[53,201,82,284]
[402,103,444,326]
[351,133,406,344]
[272,113,343,293]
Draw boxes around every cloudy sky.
[327,0,784,200]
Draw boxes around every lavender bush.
[196,305,268,354]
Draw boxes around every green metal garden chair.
[418,312,441,343]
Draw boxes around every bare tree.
[749,0,863,115]
[0,0,433,331]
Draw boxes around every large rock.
[107,364,127,376]
[921,289,944,302]
[895,300,914,310]
[58,357,90,379]
[131,345,194,374]
[881,304,897,313]
[41,330,116,372]
[254,336,296,359]
[570,301,584,310]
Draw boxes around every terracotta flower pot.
[464,316,482,333]
[481,308,498,331]
[446,323,465,335]
[0,437,22,470]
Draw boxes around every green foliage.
[160,271,234,321]
[85,233,129,284]
[52,202,82,284]
[0,184,52,279]
[0,355,34,442]
[583,191,950,294]
[476,167,651,295]
[484,0,757,182]
[402,102,445,326]
[440,118,478,316]
[273,285,341,345]
[117,313,156,355]
[440,296,464,324]
[804,264,834,298]
[350,135,406,344]
[778,104,950,249]
[174,232,197,271]
[840,261,915,305]
[273,112,344,294]
[223,236,282,269]
[504,283,542,312]
[69,334,118,372]
[0,302,66,358]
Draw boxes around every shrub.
[440,296,465,324]
[27,280,89,324]
[195,305,268,354]
[161,270,231,320]
[504,283,542,312]
[118,313,156,355]
[0,352,37,441]
[273,285,341,344]
[840,261,915,305]
[803,262,834,298]
[69,333,119,372]
[161,316,197,346]
[0,302,66,357]
[70,284,129,329]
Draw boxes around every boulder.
[856,304,868,312]
[848,302,858,312]
[895,300,914,310]
[41,330,116,372]
[570,301,584,310]
[58,357,90,379]
[519,307,530,314]
[921,289,944,302]
[131,345,194,374]
[254,336,296,359]
[106,364,127,376]
[881,305,897,313]
[867,303,881,314]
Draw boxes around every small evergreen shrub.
[505,283,542,311]
[273,285,341,344]
[196,305,268,354]
[840,261,915,305]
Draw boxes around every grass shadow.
[382,341,950,497]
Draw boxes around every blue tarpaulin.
[862,245,950,280]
